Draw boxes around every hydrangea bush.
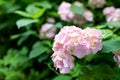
[0,0,120,80]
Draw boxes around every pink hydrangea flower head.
[88,0,106,8]
[52,26,102,73]
[111,9,120,22]
[113,51,120,67]
[58,1,75,21]
[53,26,83,52]
[103,7,120,22]
[72,9,94,26]
[74,1,83,7]
[51,50,74,73]
[103,6,116,16]
[83,27,102,53]
[73,43,91,58]
[40,23,56,39]
[83,10,94,22]
[53,26,97,59]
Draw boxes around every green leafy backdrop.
[0,0,120,80]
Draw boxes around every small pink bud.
[40,23,56,39]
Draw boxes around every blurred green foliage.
[0,0,120,80]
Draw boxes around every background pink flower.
[83,10,94,22]
[103,6,115,16]
[74,1,83,7]
[103,7,120,22]
[113,51,120,67]
[40,23,56,39]
[88,0,106,8]
[58,1,74,21]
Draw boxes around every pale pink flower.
[72,1,86,26]
[53,26,102,58]
[88,0,106,8]
[73,2,94,26]
[113,51,120,67]
[83,10,94,22]
[74,1,83,7]
[73,11,94,26]
[103,6,116,22]
[40,23,56,39]
[51,50,74,73]
[103,6,115,16]
[103,7,120,22]
[83,27,102,53]
[73,44,91,58]
[110,9,120,22]
[53,26,82,52]
[58,1,74,21]
[53,26,84,59]
[52,26,102,73]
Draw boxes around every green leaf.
[26,5,39,15]
[11,30,36,40]
[14,11,32,18]
[38,54,49,63]
[71,4,84,15]
[78,64,114,80]
[93,64,114,80]
[102,39,120,53]
[34,1,52,9]
[83,23,93,28]
[0,0,3,5]
[41,40,52,47]
[16,19,38,28]
[17,36,29,46]
[25,5,45,19]
[6,5,20,13]
[10,34,21,40]
[32,41,42,49]
[53,75,72,80]
[32,8,45,19]
[48,11,59,17]
[70,63,83,77]
[29,47,48,59]
[100,52,114,62]
[112,35,120,41]
[0,68,24,80]
[54,22,63,28]
[101,29,113,40]
[19,47,29,55]
[107,22,120,28]
[95,25,107,29]
[0,22,8,30]
[22,30,37,36]
[85,54,97,62]
[113,67,120,80]
[1,49,28,67]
